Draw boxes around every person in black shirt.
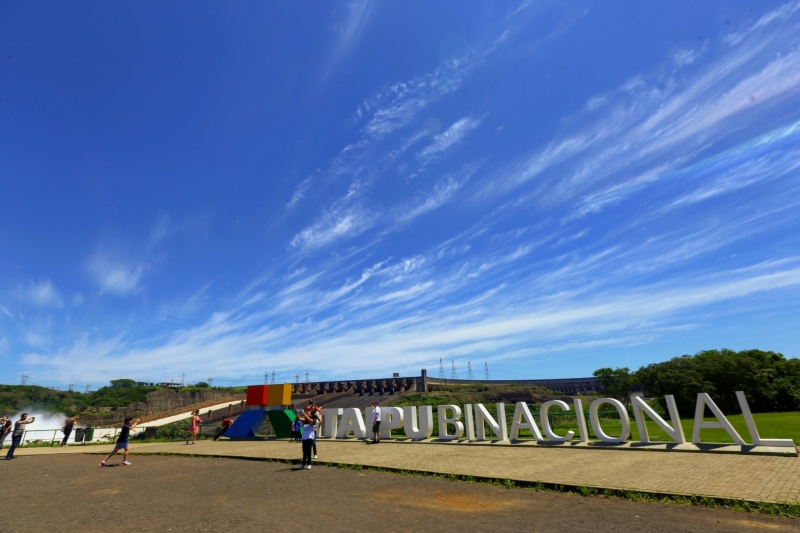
[100,417,140,467]
[61,416,78,447]
[5,413,36,459]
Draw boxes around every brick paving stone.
[17,439,800,503]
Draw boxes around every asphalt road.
[1,454,797,532]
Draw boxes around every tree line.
[594,349,800,414]
[0,379,226,416]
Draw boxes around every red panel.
[246,385,268,406]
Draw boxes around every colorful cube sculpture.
[226,384,295,439]
[267,383,291,406]
[246,385,268,406]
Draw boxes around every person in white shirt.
[371,400,381,444]
[298,411,317,469]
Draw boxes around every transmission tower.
[21,375,29,385]
[484,362,490,381]
[438,358,445,380]
[264,372,269,385]
[208,378,214,388]
[467,361,473,381]
[181,373,185,386]
[270,371,276,384]
[68,383,74,391]
[295,373,300,383]
[305,371,310,383]
[84,384,91,394]
[450,359,458,380]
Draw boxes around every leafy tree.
[633,349,800,415]
[109,379,137,388]
[592,367,634,406]
[194,382,210,388]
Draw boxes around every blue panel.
[225,409,267,438]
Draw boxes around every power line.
[467,361,473,381]
[450,359,458,380]
[484,362,490,381]
[438,358,445,380]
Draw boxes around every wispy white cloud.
[417,115,483,162]
[290,204,377,251]
[16,280,64,309]
[87,252,144,295]
[396,165,477,223]
[287,177,312,208]
[323,0,377,80]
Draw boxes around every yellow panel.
[267,383,292,406]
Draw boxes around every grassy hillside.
[0,380,243,416]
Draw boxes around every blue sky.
[2,1,800,388]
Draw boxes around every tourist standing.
[299,411,316,470]
[5,413,36,460]
[214,416,232,441]
[187,410,201,445]
[100,417,140,466]
[0,417,11,450]
[304,400,321,457]
[61,415,78,446]
[292,417,302,442]
[371,400,381,444]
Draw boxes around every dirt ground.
[1,454,798,533]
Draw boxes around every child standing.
[100,417,140,467]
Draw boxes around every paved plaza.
[16,438,800,503]
[6,454,797,533]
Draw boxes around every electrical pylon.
[467,361,473,380]
[438,358,445,380]
[484,362,490,381]
[450,359,458,380]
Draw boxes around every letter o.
[589,398,631,444]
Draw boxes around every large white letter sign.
[320,408,343,439]
[403,406,434,440]
[337,408,367,439]
[510,402,543,441]
[692,393,745,445]
[475,403,509,441]
[540,400,575,442]
[736,391,794,448]
[380,407,404,439]
[463,404,476,441]
[631,395,685,444]
[572,399,589,442]
[364,407,375,440]
[437,405,464,441]
[589,398,631,444]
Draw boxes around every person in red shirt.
[214,416,232,441]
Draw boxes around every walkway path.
[17,438,800,504]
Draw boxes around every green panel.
[267,409,298,438]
